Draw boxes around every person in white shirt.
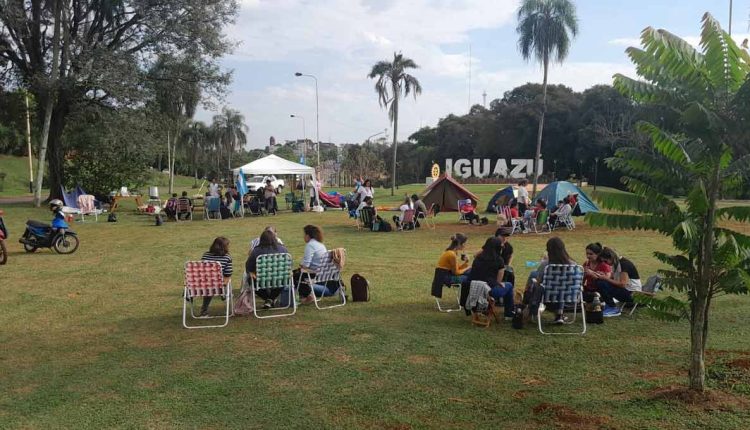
[516,179,530,214]
[549,196,572,228]
[293,225,328,304]
[356,179,374,203]
[209,179,220,198]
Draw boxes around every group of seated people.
[355,193,430,231]
[195,224,339,316]
[432,230,642,323]
[495,193,576,232]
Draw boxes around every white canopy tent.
[232,154,319,208]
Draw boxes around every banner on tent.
[445,158,543,179]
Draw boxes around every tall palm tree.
[516,0,578,197]
[212,108,248,171]
[184,121,209,186]
[368,52,422,196]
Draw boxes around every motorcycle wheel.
[23,243,37,253]
[0,240,6,264]
[53,234,79,254]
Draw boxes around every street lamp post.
[290,114,306,163]
[295,72,319,167]
[365,129,386,143]
[593,157,599,191]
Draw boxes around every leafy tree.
[586,13,750,392]
[0,0,236,201]
[184,121,210,186]
[516,0,579,196]
[212,108,248,171]
[368,52,422,195]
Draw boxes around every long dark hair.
[446,233,467,251]
[586,242,604,262]
[209,236,230,256]
[546,237,572,264]
[258,230,278,249]
[477,237,502,262]
[601,247,620,269]
[304,224,323,242]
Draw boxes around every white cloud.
[608,38,641,47]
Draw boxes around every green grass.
[1,184,749,429]
[0,154,36,196]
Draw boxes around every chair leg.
[253,283,297,319]
[435,285,462,312]
[313,279,347,310]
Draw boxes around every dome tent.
[535,181,599,215]
[485,186,517,213]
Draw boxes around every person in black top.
[246,229,289,308]
[469,237,514,318]
[494,228,515,287]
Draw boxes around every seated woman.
[392,196,413,230]
[293,225,328,304]
[246,229,289,309]
[164,193,178,220]
[522,198,546,229]
[549,197,572,227]
[582,242,611,302]
[460,201,481,225]
[199,237,233,316]
[220,192,233,219]
[469,237,514,319]
[357,197,377,228]
[594,247,642,317]
[526,237,576,324]
[431,234,471,299]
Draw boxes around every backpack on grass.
[351,274,370,302]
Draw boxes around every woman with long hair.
[199,237,233,316]
[431,233,472,300]
[246,229,289,309]
[582,242,611,300]
[528,237,576,324]
[469,237,514,318]
[594,247,642,317]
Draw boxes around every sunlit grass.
[0,184,749,429]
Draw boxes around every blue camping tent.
[486,186,516,213]
[535,181,599,215]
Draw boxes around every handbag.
[350,274,370,302]
[233,289,254,316]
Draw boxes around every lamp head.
[294,72,302,77]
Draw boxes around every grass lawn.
[1,184,749,429]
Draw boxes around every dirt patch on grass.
[522,376,548,386]
[728,358,750,370]
[634,370,682,381]
[512,390,530,399]
[649,385,750,412]
[406,355,430,364]
[532,403,610,429]
[10,384,38,395]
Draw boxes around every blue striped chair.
[251,253,296,319]
[537,264,586,335]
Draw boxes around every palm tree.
[368,52,422,196]
[212,108,248,171]
[516,0,578,197]
[184,121,209,186]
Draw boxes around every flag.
[236,168,248,196]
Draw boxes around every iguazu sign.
[445,158,543,179]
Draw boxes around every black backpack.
[350,274,370,302]
[107,213,118,222]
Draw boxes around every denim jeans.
[489,281,514,317]
[596,280,632,307]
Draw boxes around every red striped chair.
[182,261,233,329]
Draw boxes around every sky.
[195,0,750,150]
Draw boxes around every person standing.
[264,179,277,215]
[517,179,530,214]
[209,178,220,198]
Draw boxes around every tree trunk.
[531,55,549,199]
[167,129,173,194]
[689,294,708,391]
[391,94,399,197]
[46,103,69,202]
[33,0,62,207]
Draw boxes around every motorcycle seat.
[26,220,51,228]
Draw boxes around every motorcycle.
[19,220,79,254]
[0,209,7,264]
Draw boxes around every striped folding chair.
[297,249,347,310]
[251,253,296,319]
[537,264,586,335]
[417,203,437,230]
[182,261,233,329]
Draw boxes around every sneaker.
[603,305,622,317]
[553,315,568,324]
[300,295,315,305]
[263,299,273,309]
[199,309,209,317]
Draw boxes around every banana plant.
[586,13,750,392]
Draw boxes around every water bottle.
[525,260,538,268]
[592,293,602,312]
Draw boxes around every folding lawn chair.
[531,210,551,234]
[296,249,347,310]
[553,212,575,231]
[417,203,437,230]
[77,194,102,222]
[458,199,472,223]
[204,197,221,220]
[251,253,296,319]
[497,205,522,235]
[182,261,233,329]
[627,275,662,316]
[431,268,462,313]
[535,264,586,335]
[176,198,193,221]
[358,207,374,231]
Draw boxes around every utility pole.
[729,0,733,36]
[482,90,487,108]
[25,93,34,193]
